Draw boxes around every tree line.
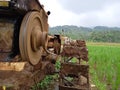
[49,25,120,43]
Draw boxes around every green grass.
[31,61,60,90]
[32,42,120,90]
[87,42,120,90]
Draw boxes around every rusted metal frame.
[59,63,90,90]
[47,35,61,55]
[59,85,89,90]
[0,0,42,11]
[61,46,88,63]
[65,57,73,63]
[60,63,89,82]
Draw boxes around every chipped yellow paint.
[0,1,9,7]
[2,86,6,90]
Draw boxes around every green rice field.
[87,42,120,90]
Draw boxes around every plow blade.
[59,63,90,90]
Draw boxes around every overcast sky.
[40,0,120,27]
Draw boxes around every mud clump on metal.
[0,0,57,89]
[59,39,90,90]
[0,0,90,90]
[0,61,56,89]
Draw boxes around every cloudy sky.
[40,0,120,27]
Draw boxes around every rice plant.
[87,42,120,90]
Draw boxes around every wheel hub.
[31,27,47,52]
[19,12,48,65]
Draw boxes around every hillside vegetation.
[49,25,120,43]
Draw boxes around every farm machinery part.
[0,0,90,90]
[0,0,59,89]
[59,40,90,90]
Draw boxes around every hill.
[49,25,120,43]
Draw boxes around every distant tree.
[49,25,120,43]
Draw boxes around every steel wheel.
[19,11,48,65]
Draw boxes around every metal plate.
[19,12,44,65]
[0,1,9,7]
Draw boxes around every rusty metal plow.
[59,63,90,90]
[59,40,90,90]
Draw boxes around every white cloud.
[91,3,120,26]
[40,0,80,26]
[40,0,68,26]
[40,0,120,27]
